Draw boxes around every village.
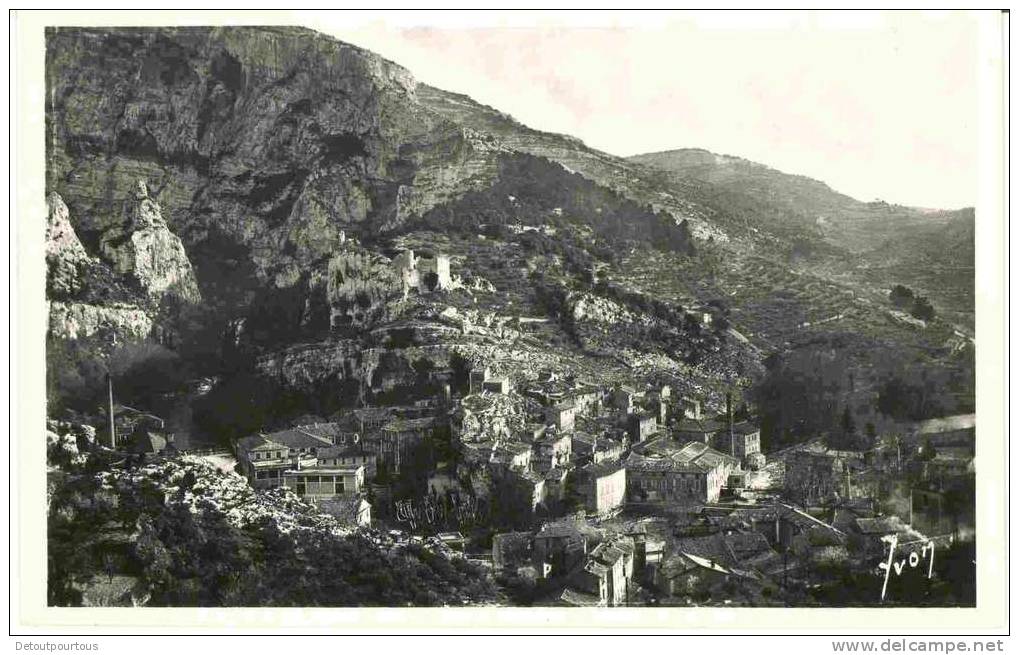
[92,250,976,608]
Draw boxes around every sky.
[305,11,982,210]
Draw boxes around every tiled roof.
[731,422,761,435]
[675,417,724,434]
[383,416,443,432]
[592,544,625,566]
[558,587,605,607]
[855,517,909,535]
[537,521,583,540]
[237,434,286,453]
[673,534,739,568]
[583,461,625,478]
[317,444,374,459]
[295,423,347,441]
[254,428,334,450]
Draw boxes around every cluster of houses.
[445,367,767,521]
[488,493,873,606]
[487,482,962,607]
[233,403,453,526]
[228,365,769,535]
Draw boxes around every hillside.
[628,149,975,325]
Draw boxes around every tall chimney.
[107,373,116,449]
[726,391,734,456]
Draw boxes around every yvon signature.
[879,534,935,601]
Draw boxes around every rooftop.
[240,427,334,453]
[317,444,374,459]
[674,417,725,434]
[582,462,625,479]
[731,422,761,436]
[283,464,364,476]
[383,416,443,432]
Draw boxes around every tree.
[889,284,915,308]
[909,296,936,322]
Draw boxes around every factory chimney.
[107,373,116,449]
[726,391,735,457]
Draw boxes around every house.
[546,400,577,433]
[543,466,571,505]
[784,449,864,504]
[618,529,658,576]
[482,377,512,394]
[378,416,442,474]
[714,422,766,470]
[530,429,572,470]
[625,439,740,504]
[125,430,174,456]
[610,385,639,414]
[571,431,626,465]
[437,531,466,552]
[674,416,725,444]
[582,463,626,515]
[568,536,636,606]
[293,422,348,445]
[318,495,372,527]
[316,443,378,480]
[347,406,401,432]
[553,587,605,607]
[628,412,658,443]
[282,464,365,501]
[492,532,534,571]
[490,440,533,471]
[655,552,745,597]
[507,468,547,513]
[236,428,331,489]
[569,385,603,416]
[533,521,591,576]
[660,531,775,586]
[851,515,927,560]
[680,396,702,420]
[469,367,490,394]
[111,405,166,440]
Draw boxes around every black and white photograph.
[10,7,1010,639]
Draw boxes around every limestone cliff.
[45,192,156,341]
[45,192,91,296]
[99,181,201,303]
[326,247,400,331]
[48,300,154,341]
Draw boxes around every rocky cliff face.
[99,181,201,303]
[45,192,91,296]
[46,26,503,299]
[45,192,158,340]
[48,300,154,341]
[326,246,400,331]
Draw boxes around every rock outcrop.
[46,191,158,341]
[326,247,400,331]
[48,300,154,341]
[45,192,91,297]
[99,181,201,303]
